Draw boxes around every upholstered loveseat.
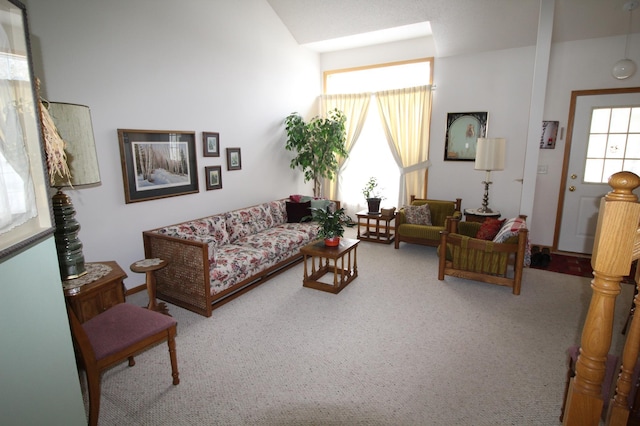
[394,196,462,249]
[142,198,337,317]
[437,215,529,295]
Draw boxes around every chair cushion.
[404,203,432,225]
[83,303,177,360]
[476,218,505,240]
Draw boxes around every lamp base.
[52,189,87,280]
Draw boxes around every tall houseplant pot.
[367,197,382,214]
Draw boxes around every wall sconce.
[613,0,639,80]
[474,138,506,213]
[47,102,101,280]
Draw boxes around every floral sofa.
[142,198,336,317]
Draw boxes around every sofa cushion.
[475,218,505,240]
[404,203,432,225]
[268,200,287,225]
[226,204,274,243]
[286,201,311,223]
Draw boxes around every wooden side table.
[464,208,501,223]
[130,258,170,315]
[63,261,127,323]
[356,210,396,244]
[300,238,359,294]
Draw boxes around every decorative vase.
[324,237,340,247]
[367,197,382,214]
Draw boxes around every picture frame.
[540,120,559,149]
[205,166,222,190]
[202,132,220,157]
[226,147,242,171]
[0,0,55,260]
[444,112,488,161]
[117,129,199,203]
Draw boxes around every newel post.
[563,171,640,426]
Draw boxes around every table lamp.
[474,137,505,213]
[47,102,101,280]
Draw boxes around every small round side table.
[130,258,170,316]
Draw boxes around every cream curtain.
[320,93,371,201]
[375,85,432,208]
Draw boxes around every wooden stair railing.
[563,171,640,426]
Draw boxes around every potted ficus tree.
[362,176,383,214]
[284,108,348,198]
[312,206,350,247]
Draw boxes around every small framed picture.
[205,166,222,190]
[226,147,241,171]
[540,121,558,149]
[203,132,220,157]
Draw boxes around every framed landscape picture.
[202,132,220,157]
[205,166,222,190]
[117,129,199,203]
[226,147,241,171]
[444,112,488,161]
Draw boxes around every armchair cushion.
[475,218,505,240]
[404,203,432,225]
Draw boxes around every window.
[585,107,640,183]
[323,59,432,214]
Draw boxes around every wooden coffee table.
[300,238,359,294]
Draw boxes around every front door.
[557,89,640,254]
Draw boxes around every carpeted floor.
[86,228,635,425]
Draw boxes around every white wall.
[27,0,321,288]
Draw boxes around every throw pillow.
[286,201,311,223]
[475,218,506,240]
[310,198,332,213]
[404,203,432,225]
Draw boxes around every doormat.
[530,253,636,284]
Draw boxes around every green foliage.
[362,176,382,199]
[284,108,348,197]
[311,207,349,239]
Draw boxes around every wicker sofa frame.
[142,200,338,317]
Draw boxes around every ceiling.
[266,0,640,57]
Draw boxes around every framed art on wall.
[117,129,199,203]
[0,0,55,260]
[202,132,220,157]
[540,121,558,149]
[205,166,222,190]
[226,147,241,170]
[444,112,488,161]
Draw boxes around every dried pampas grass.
[37,78,71,187]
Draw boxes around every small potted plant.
[312,206,349,246]
[362,177,383,214]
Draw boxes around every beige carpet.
[86,228,634,425]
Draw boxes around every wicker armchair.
[394,196,462,249]
[437,215,529,295]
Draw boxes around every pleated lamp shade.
[475,138,506,171]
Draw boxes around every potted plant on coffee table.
[362,176,383,214]
[312,206,349,247]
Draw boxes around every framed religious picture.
[444,112,488,161]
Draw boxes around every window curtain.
[320,93,370,201]
[375,85,432,208]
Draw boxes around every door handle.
[569,186,576,192]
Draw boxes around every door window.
[585,107,640,183]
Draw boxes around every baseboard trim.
[125,283,146,296]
